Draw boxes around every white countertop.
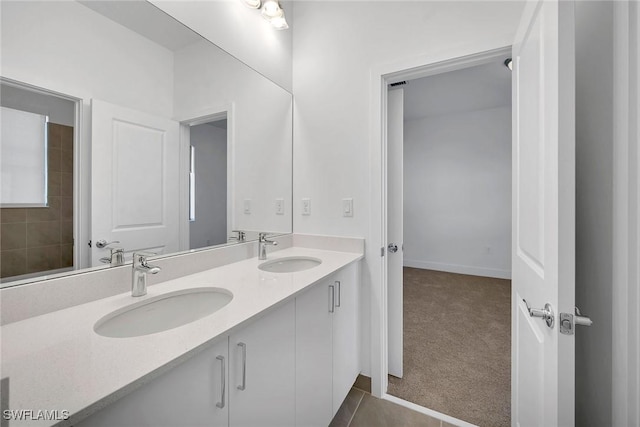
[0,247,363,426]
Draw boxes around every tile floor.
[330,376,457,427]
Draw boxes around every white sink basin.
[258,256,322,273]
[94,287,233,338]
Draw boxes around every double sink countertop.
[1,246,363,426]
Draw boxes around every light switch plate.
[342,198,353,217]
[244,199,251,215]
[302,198,311,215]
[275,198,284,215]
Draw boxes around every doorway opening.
[179,109,232,252]
[383,47,513,426]
[188,117,228,250]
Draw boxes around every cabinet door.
[78,338,229,427]
[295,279,333,427]
[332,263,361,414]
[229,300,296,427]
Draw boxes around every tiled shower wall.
[0,123,74,279]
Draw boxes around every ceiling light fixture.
[241,0,289,30]
[270,11,289,30]
[242,0,262,9]
[261,0,282,18]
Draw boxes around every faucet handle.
[258,233,277,246]
[229,230,246,242]
[133,252,161,275]
[259,232,270,242]
[133,251,156,264]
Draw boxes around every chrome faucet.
[258,233,277,260]
[100,247,125,266]
[229,230,246,243]
[132,252,161,297]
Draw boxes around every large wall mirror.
[0,0,293,287]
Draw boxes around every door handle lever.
[96,239,120,249]
[523,299,554,328]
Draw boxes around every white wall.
[292,1,524,375]
[1,0,175,268]
[189,123,227,249]
[0,2,174,118]
[403,106,511,279]
[1,84,75,126]
[150,0,293,91]
[575,2,614,426]
[174,39,293,235]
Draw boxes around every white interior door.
[512,1,575,425]
[387,87,404,379]
[91,99,180,266]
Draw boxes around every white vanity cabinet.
[295,276,333,426]
[228,300,296,427]
[331,263,360,412]
[79,301,296,427]
[295,262,360,427]
[77,337,229,427]
[75,261,359,427]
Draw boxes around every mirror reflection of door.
[189,118,228,250]
[0,82,75,281]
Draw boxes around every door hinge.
[380,247,385,257]
[88,240,92,248]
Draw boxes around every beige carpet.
[387,268,511,427]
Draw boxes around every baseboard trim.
[403,259,511,280]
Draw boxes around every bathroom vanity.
[0,236,363,427]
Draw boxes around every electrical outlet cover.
[302,198,311,215]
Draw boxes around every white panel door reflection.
[91,99,179,266]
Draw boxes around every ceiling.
[401,60,512,121]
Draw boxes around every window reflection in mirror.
[1,107,48,207]
[0,83,75,281]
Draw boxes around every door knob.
[387,243,398,253]
[523,299,554,328]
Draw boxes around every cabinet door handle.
[216,355,225,409]
[237,342,247,391]
[335,280,341,308]
[329,284,335,313]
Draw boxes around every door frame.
[612,1,640,424]
[175,104,235,251]
[0,77,84,271]
[368,46,512,404]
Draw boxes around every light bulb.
[271,14,289,30]
[242,0,261,8]
[261,0,282,18]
